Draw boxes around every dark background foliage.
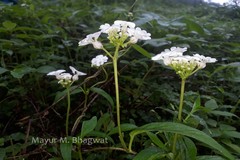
[0,0,239,159]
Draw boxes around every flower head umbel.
[152,47,217,79]
[47,66,86,87]
[100,20,151,47]
[79,20,151,49]
[91,55,108,67]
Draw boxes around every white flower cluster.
[78,20,151,49]
[47,66,86,87]
[91,55,108,67]
[152,47,217,79]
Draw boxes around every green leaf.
[90,87,114,107]
[80,116,97,138]
[146,132,167,150]
[182,18,205,35]
[223,131,240,139]
[2,21,17,30]
[37,65,56,74]
[143,38,170,47]
[0,138,4,146]
[183,137,197,160]
[108,123,138,135]
[132,44,152,58]
[129,122,234,160]
[222,140,240,153]
[95,113,111,131]
[0,67,8,74]
[10,66,35,79]
[197,155,225,160]
[192,96,201,111]
[133,146,165,160]
[60,141,72,160]
[210,111,238,117]
[0,148,6,160]
[205,99,218,110]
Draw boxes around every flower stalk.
[66,85,71,136]
[113,44,127,149]
[47,66,86,137]
[151,46,217,157]
[178,78,186,122]
[78,20,151,150]
[172,78,186,155]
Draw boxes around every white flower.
[152,47,217,79]
[91,55,108,67]
[69,66,87,81]
[47,69,66,80]
[128,27,151,43]
[80,20,151,48]
[99,20,151,45]
[193,54,217,63]
[151,47,187,61]
[114,20,136,28]
[58,73,72,80]
[78,31,103,49]
[47,66,86,87]
[100,23,120,34]
[69,66,86,76]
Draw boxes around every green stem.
[113,45,127,149]
[78,144,83,160]
[102,47,113,59]
[178,78,186,121]
[90,66,109,88]
[71,88,89,136]
[172,78,186,156]
[66,86,71,137]
[172,134,178,155]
